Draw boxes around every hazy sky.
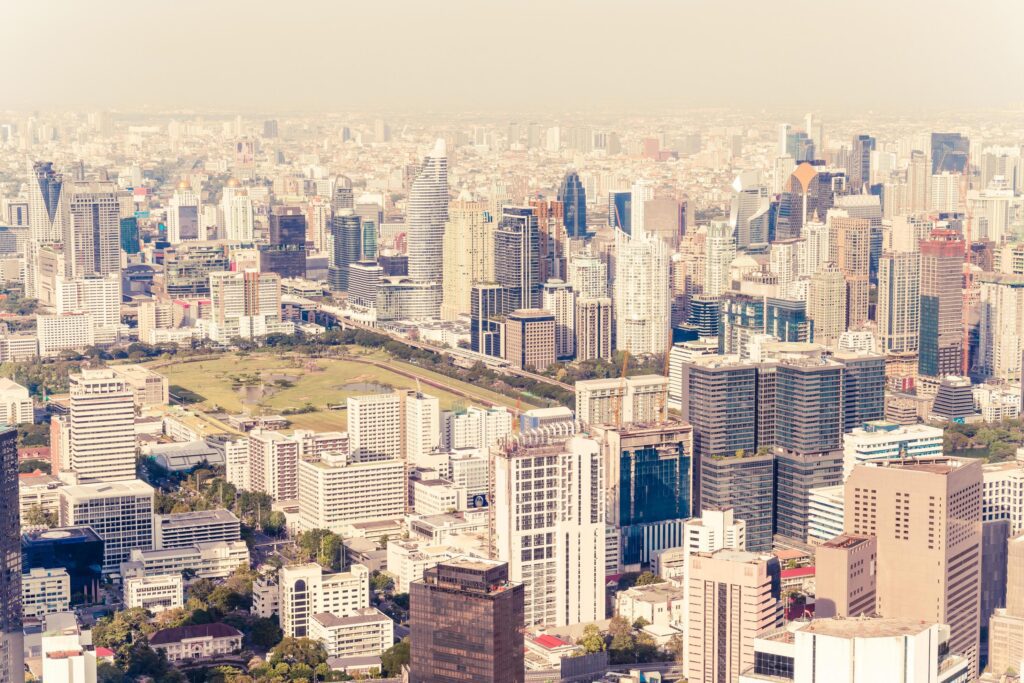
[5,0,1022,112]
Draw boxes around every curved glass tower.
[407,138,449,282]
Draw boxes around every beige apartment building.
[813,533,877,618]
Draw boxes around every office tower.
[405,391,440,464]
[615,230,671,355]
[331,176,354,212]
[407,138,448,283]
[328,211,361,292]
[850,134,875,193]
[28,161,66,245]
[470,283,505,357]
[206,270,287,342]
[262,206,307,278]
[877,251,920,354]
[595,422,693,568]
[687,550,783,683]
[120,215,139,255]
[541,279,575,360]
[807,263,846,346]
[765,298,811,343]
[346,261,382,308]
[574,297,613,361]
[0,428,21,682]
[67,369,136,483]
[409,559,524,683]
[567,251,607,299]
[845,458,982,674]
[630,179,655,235]
[730,171,771,248]
[495,207,541,310]
[989,533,1024,676]
[441,199,494,320]
[297,452,405,532]
[838,351,885,429]
[557,170,587,238]
[279,563,370,638]
[608,191,631,233]
[827,210,871,329]
[504,309,555,370]
[221,178,254,242]
[931,132,970,174]
[918,230,964,378]
[528,197,564,284]
[348,393,402,461]
[63,181,121,280]
[575,375,669,428]
[978,274,1024,382]
[741,618,970,683]
[58,479,154,573]
[492,435,606,627]
[166,180,201,243]
[162,242,230,298]
[704,220,736,297]
[814,534,877,618]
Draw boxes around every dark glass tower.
[410,559,524,683]
[608,191,632,234]
[0,426,23,681]
[327,212,361,292]
[931,132,970,174]
[120,216,140,254]
[557,170,587,238]
[471,283,506,357]
[850,134,876,193]
[261,206,307,279]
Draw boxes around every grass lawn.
[149,351,531,433]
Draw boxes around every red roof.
[95,647,114,658]
[781,566,816,579]
[533,634,570,649]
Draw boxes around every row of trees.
[944,417,1024,462]
[576,616,673,665]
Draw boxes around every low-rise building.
[386,541,464,593]
[120,541,250,580]
[149,623,243,662]
[154,509,241,550]
[0,378,32,424]
[123,573,184,613]
[40,612,97,683]
[411,478,468,516]
[615,582,685,630]
[108,364,170,408]
[21,567,71,619]
[308,607,393,660]
[18,472,63,530]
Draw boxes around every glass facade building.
[557,171,587,238]
[0,427,22,682]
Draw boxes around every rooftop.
[149,622,242,645]
[799,617,938,639]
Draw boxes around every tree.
[380,639,410,677]
[23,504,57,528]
[634,571,664,586]
[250,617,284,650]
[577,624,606,653]
[97,662,125,683]
[269,637,328,669]
[370,572,395,594]
[632,616,651,630]
[264,510,287,536]
[92,608,157,665]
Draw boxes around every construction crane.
[613,351,630,428]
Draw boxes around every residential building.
[348,393,402,462]
[248,429,300,501]
[615,229,671,355]
[297,452,405,532]
[542,279,576,360]
[441,198,493,320]
[575,375,669,428]
[876,251,920,354]
[574,297,613,361]
[504,309,555,371]
[67,368,137,484]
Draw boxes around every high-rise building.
[347,393,402,462]
[58,479,155,573]
[541,279,576,360]
[470,283,505,357]
[221,179,254,242]
[494,207,540,310]
[850,134,876,193]
[567,251,607,299]
[297,452,405,533]
[704,220,736,298]
[162,242,230,299]
[262,206,307,279]
[978,273,1024,382]
[557,170,587,238]
[574,297,613,361]
[205,270,288,342]
[248,429,300,501]
[989,533,1024,676]
[575,375,669,428]
[807,262,846,346]
[876,251,920,354]
[409,559,524,683]
[630,179,655,235]
[845,458,982,674]
[828,210,871,329]
[615,230,671,355]
[608,191,631,233]
[918,230,964,378]
[407,139,449,283]
[0,427,22,682]
[730,172,771,248]
[166,180,201,243]
[492,435,606,626]
[504,309,555,371]
[814,534,878,618]
[327,211,361,292]
[28,161,66,246]
[67,369,136,483]
[63,182,121,280]
[404,391,440,464]
[441,199,494,320]
[279,563,370,638]
[931,132,970,174]
[686,549,783,683]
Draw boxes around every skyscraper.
[630,179,654,235]
[494,207,540,310]
[25,161,67,299]
[470,283,505,357]
[68,369,137,483]
[850,134,876,192]
[0,427,23,683]
[407,138,449,283]
[557,170,587,238]
[931,132,970,174]
[989,533,1024,676]
[615,230,671,355]
[262,206,307,279]
[221,179,254,242]
[807,263,846,346]
[166,180,201,243]
[876,251,921,354]
[828,210,871,329]
[541,279,576,360]
[63,181,122,280]
[845,457,982,674]
[918,230,964,378]
[703,220,736,298]
[409,559,524,683]
[441,198,494,320]
[328,211,362,292]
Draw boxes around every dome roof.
[176,179,191,191]
[225,177,241,188]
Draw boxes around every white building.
[297,451,405,533]
[204,270,292,343]
[348,393,402,461]
[705,220,737,297]
[411,478,468,516]
[108,365,169,408]
[492,435,606,626]
[542,279,577,359]
[121,541,250,581]
[154,509,241,550]
[21,567,71,619]
[0,378,32,425]
[614,230,671,355]
[567,251,608,299]
[406,139,448,286]
[405,392,440,464]
[221,181,255,242]
[667,340,719,411]
[575,375,668,428]
[841,421,944,479]
[808,485,845,544]
[18,473,63,529]
[309,607,393,660]
[978,274,1024,382]
[223,437,250,491]
[150,623,244,663]
[67,368,137,483]
[124,573,184,613]
[248,429,300,501]
[739,618,970,683]
[385,540,464,593]
[279,563,370,638]
[55,273,121,343]
[167,181,202,244]
[616,582,686,630]
[442,406,512,451]
[974,383,1022,423]
[982,461,1024,532]
[40,612,96,683]
[448,451,489,502]
[59,479,154,573]
[36,313,94,357]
